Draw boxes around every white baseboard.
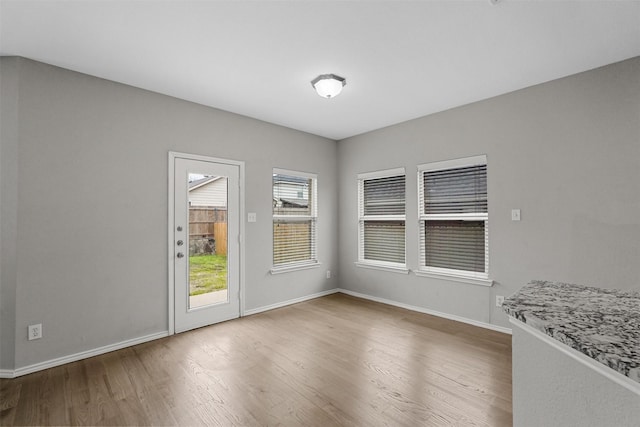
[2,331,169,379]
[243,288,340,316]
[0,369,14,379]
[337,288,512,335]
[1,287,510,379]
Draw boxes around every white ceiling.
[1,1,639,140]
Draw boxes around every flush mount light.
[311,74,346,98]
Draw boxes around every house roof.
[188,176,222,191]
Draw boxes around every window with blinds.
[418,156,488,280]
[357,169,406,269]
[272,169,317,270]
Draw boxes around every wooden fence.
[212,222,227,256]
[189,207,227,255]
[273,221,311,264]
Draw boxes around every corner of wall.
[0,56,21,371]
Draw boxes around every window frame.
[356,167,409,274]
[416,155,492,286]
[270,168,320,274]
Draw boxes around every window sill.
[414,269,493,287]
[355,262,410,274]
[270,262,321,275]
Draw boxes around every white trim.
[243,289,339,316]
[0,291,514,379]
[417,154,489,279]
[239,163,246,317]
[168,153,176,335]
[357,168,407,267]
[270,262,322,275]
[414,268,493,287]
[338,288,512,335]
[273,167,318,180]
[358,214,406,222]
[170,151,246,166]
[4,331,169,379]
[272,168,318,269]
[168,151,246,331]
[273,215,314,221]
[357,167,405,180]
[417,154,487,172]
[355,261,410,274]
[510,318,640,396]
[423,213,488,221]
[0,369,14,379]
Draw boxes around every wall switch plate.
[247,212,257,223]
[511,209,521,221]
[496,296,505,307]
[28,323,42,340]
[326,270,331,279]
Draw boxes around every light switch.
[511,209,521,221]
[248,212,257,223]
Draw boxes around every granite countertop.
[503,280,640,385]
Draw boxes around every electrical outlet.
[326,270,331,279]
[28,323,42,340]
[496,296,505,307]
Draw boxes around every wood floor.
[0,294,512,426]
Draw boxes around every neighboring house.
[272,174,309,210]
[189,176,227,207]
[188,176,228,255]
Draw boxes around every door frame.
[168,151,246,335]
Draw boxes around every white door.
[171,155,240,333]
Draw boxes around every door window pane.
[187,173,228,309]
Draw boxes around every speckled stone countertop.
[503,280,640,385]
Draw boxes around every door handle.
[177,240,184,246]
[177,252,185,258]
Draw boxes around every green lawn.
[189,254,227,296]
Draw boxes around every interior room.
[1,1,639,426]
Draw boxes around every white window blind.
[358,169,406,268]
[418,156,488,280]
[272,169,317,269]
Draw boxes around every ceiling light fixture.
[311,74,346,98]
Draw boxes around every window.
[271,169,318,273]
[417,155,490,285]
[357,168,407,272]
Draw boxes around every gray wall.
[0,57,338,370]
[337,57,640,329]
[0,57,20,370]
[2,55,639,371]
